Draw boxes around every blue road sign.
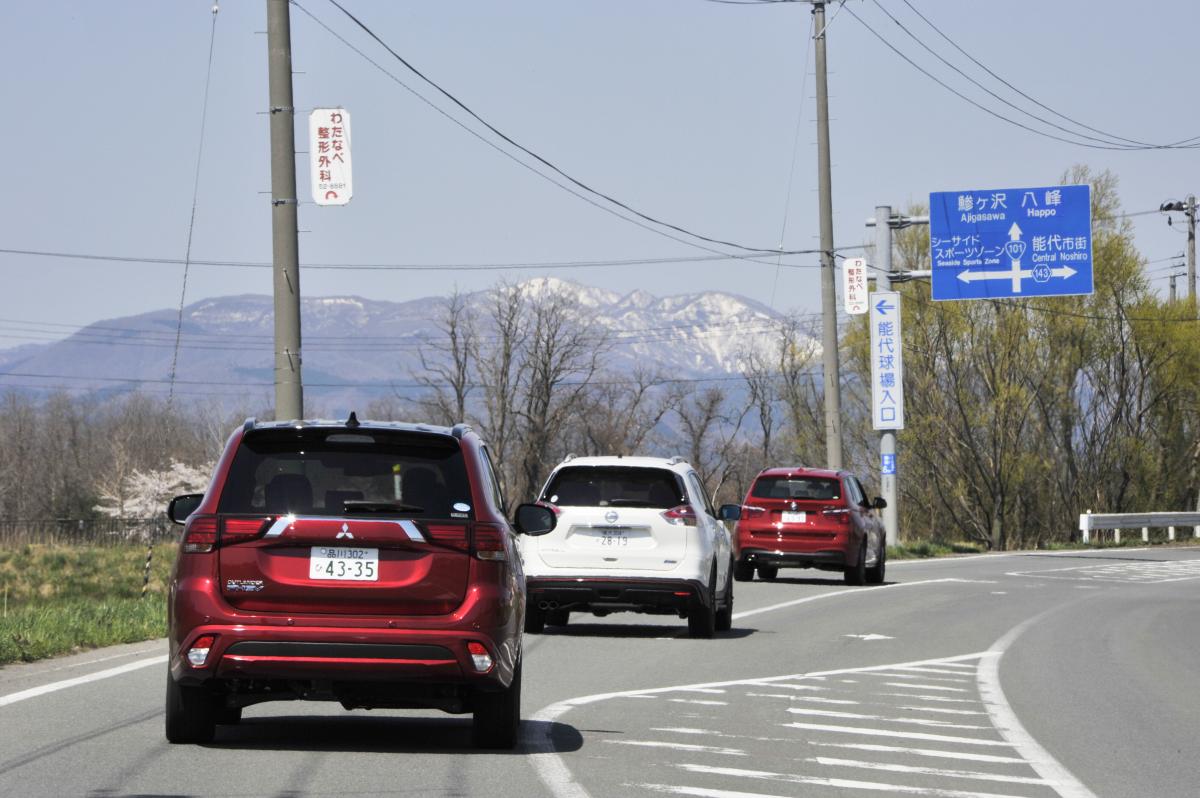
[881,454,896,475]
[929,184,1093,301]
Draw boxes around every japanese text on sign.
[309,108,353,206]
[870,292,904,430]
[842,257,869,315]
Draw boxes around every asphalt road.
[3,547,1199,798]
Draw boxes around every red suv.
[164,416,554,749]
[720,467,886,586]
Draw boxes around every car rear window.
[750,476,841,501]
[542,466,683,509]
[217,429,473,519]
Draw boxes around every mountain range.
[0,278,796,412]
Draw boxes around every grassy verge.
[0,543,176,665]
[887,540,986,560]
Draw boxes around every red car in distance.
[720,467,886,586]
[164,415,555,749]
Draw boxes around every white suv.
[519,455,733,638]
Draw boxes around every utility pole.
[1188,194,1196,303]
[267,0,303,420]
[812,0,843,469]
[875,206,899,547]
[1169,272,1178,303]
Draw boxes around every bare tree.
[413,288,476,426]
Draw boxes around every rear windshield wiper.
[342,500,425,514]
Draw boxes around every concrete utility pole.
[812,0,843,469]
[1169,272,1178,303]
[875,206,899,547]
[1188,194,1196,303]
[267,0,304,420]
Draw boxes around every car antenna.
[346,411,360,429]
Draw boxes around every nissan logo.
[604,510,619,524]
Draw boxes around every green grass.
[0,544,176,665]
[887,540,987,559]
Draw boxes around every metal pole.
[267,0,303,420]
[813,0,843,469]
[1187,194,1196,304]
[1169,273,1177,303]
[875,206,899,546]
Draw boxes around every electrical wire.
[308,0,789,254]
[168,2,220,406]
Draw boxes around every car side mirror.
[718,503,742,521]
[514,503,557,536]
[872,497,887,510]
[167,493,204,524]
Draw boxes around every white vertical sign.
[842,257,869,315]
[309,108,352,206]
[870,291,904,430]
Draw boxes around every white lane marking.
[659,765,1036,798]
[810,757,1049,786]
[603,740,745,756]
[747,682,828,692]
[880,692,982,704]
[844,633,894,641]
[786,696,860,705]
[0,655,167,708]
[675,687,727,694]
[782,722,1012,747]
[732,578,981,620]
[899,706,988,716]
[786,708,989,730]
[884,682,970,693]
[888,665,977,676]
[976,615,1099,798]
[668,698,728,706]
[811,741,1027,765]
[862,671,972,684]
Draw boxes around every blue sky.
[2,0,1197,348]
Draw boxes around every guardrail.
[1078,511,1200,544]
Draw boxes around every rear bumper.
[738,547,848,571]
[525,576,710,614]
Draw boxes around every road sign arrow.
[874,298,895,315]
[1008,222,1023,241]
[957,265,1078,284]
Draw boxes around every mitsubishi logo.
[336,523,354,540]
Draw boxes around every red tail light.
[466,641,494,672]
[821,505,851,525]
[661,505,698,527]
[186,634,216,667]
[221,517,271,545]
[472,523,508,561]
[425,522,470,552]
[182,516,218,553]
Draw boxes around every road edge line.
[0,654,167,708]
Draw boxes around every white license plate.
[781,511,807,524]
[597,529,629,547]
[309,547,379,581]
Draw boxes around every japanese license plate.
[781,511,807,524]
[598,529,629,547]
[309,547,379,581]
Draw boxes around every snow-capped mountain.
[0,278,801,411]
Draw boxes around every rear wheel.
[844,542,867,586]
[733,560,754,582]
[865,542,886,585]
[756,564,778,581]
[714,566,734,632]
[164,671,217,744]
[546,609,570,627]
[472,661,521,749]
[687,576,717,639]
[524,603,546,634]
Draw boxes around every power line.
[844,3,1199,152]
[307,0,790,254]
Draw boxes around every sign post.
[929,184,1093,301]
[309,108,353,206]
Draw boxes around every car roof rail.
[563,452,577,461]
[242,417,257,433]
[451,423,472,439]
[667,455,684,465]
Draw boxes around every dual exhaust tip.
[537,600,560,611]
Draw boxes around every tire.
[865,542,886,585]
[164,671,217,744]
[733,560,754,582]
[687,576,717,639]
[756,564,778,581]
[472,661,521,750]
[524,603,546,634]
[844,542,867,586]
[546,609,570,627]
[714,566,734,633]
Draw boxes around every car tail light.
[466,641,494,673]
[220,517,271,545]
[821,506,851,524]
[186,634,216,667]
[425,523,470,553]
[472,523,508,561]
[182,516,218,553]
[661,505,698,527]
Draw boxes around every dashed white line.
[781,721,1013,747]
[809,756,1049,786]
[603,740,746,756]
[785,707,989,730]
[810,742,1027,765]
